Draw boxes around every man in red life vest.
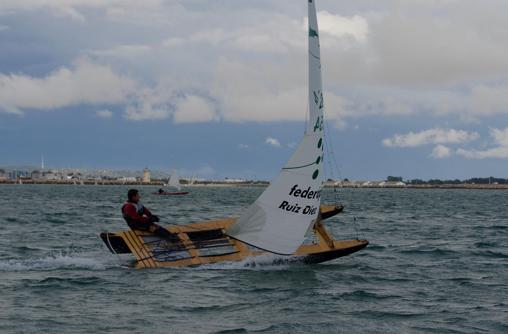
[122,189,173,239]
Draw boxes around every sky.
[1,0,508,180]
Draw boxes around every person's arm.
[141,206,153,217]
[143,207,159,223]
[123,204,151,224]
[141,206,160,222]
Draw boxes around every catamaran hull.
[300,241,368,264]
[100,204,368,268]
[101,231,367,268]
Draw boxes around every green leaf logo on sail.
[309,27,319,38]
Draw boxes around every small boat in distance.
[101,0,368,268]
[153,171,189,196]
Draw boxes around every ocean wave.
[364,244,385,251]
[398,247,459,256]
[0,253,118,271]
[32,276,105,288]
[471,250,508,258]
[353,309,427,319]
[213,329,249,334]
[337,289,403,300]
[473,241,498,248]
[490,224,508,229]
[213,325,276,334]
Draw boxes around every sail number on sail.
[278,184,321,215]
[313,90,324,132]
[313,90,324,109]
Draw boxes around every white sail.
[168,171,181,191]
[228,0,325,255]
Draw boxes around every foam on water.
[1,250,303,273]
[0,252,119,271]
[196,253,299,270]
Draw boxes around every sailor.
[122,189,173,239]
[158,188,164,194]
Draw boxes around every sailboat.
[153,170,189,195]
[101,0,368,268]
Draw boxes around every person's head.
[127,189,140,203]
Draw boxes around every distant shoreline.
[1,179,507,189]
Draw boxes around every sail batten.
[227,0,325,255]
[282,162,317,170]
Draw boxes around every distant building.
[0,169,6,180]
[224,177,247,183]
[323,180,340,187]
[31,170,42,179]
[66,172,82,180]
[378,181,406,187]
[142,168,151,183]
[9,170,29,179]
[340,180,360,187]
[43,170,62,180]
[119,176,137,183]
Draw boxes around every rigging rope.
[321,112,369,242]
[105,232,123,264]
[322,112,344,203]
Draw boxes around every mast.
[228,0,325,255]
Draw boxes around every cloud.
[305,11,368,46]
[265,137,281,147]
[467,84,508,116]
[96,109,113,118]
[162,11,367,55]
[123,88,171,121]
[384,127,508,160]
[88,44,152,59]
[121,79,219,123]
[323,4,508,87]
[431,144,452,159]
[0,0,89,21]
[162,15,305,54]
[383,128,479,148]
[156,6,508,123]
[3,1,508,127]
[238,144,249,149]
[210,58,352,124]
[173,95,218,124]
[0,58,136,114]
[0,0,169,22]
[456,127,508,159]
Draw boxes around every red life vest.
[121,201,145,225]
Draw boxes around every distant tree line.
[386,176,508,185]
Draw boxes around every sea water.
[1,184,507,333]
